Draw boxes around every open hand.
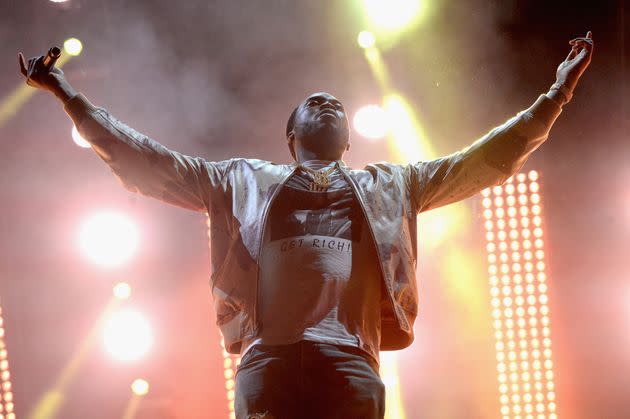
[555,31,594,93]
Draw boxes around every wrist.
[49,75,77,104]
[549,81,573,105]
[545,89,567,107]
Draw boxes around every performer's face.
[289,92,350,161]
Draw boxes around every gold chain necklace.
[298,163,337,191]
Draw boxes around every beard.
[293,118,349,157]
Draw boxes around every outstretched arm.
[408,32,594,213]
[18,51,231,212]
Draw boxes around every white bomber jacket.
[64,93,561,356]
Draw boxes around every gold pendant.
[310,171,331,191]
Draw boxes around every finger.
[27,58,36,75]
[574,40,594,55]
[573,38,593,45]
[569,41,593,57]
[586,30,592,39]
[566,46,579,61]
[18,52,27,76]
[570,38,593,45]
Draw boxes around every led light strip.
[482,171,557,419]
[219,336,239,419]
[0,305,15,419]
[207,215,240,419]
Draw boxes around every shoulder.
[348,161,410,177]
[364,161,406,172]
[224,158,296,175]
[342,162,411,185]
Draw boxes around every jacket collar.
[290,159,348,168]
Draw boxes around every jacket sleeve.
[64,93,232,212]
[408,94,562,213]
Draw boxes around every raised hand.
[18,52,65,92]
[18,50,76,102]
[555,31,594,94]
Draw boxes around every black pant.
[235,340,385,419]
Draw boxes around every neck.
[296,149,341,163]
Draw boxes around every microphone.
[43,47,61,70]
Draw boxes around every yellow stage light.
[357,30,376,49]
[362,0,424,31]
[78,211,139,268]
[353,104,388,139]
[103,310,153,361]
[131,379,149,396]
[63,38,83,56]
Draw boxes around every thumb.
[18,52,27,77]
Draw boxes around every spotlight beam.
[361,39,491,419]
[121,394,142,419]
[28,299,122,419]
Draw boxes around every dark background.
[1,0,628,418]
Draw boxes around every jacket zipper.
[252,165,298,334]
[339,165,402,329]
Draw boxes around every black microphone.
[43,47,61,70]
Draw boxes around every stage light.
[113,282,131,300]
[483,170,557,419]
[131,379,149,396]
[103,309,153,361]
[63,38,83,56]
[353,104,388,139]
[357,30,376,49]
[362,0,424,31]
[225,379,235,390]
[78,211,139,268]
[0,307,15,418]
[71,125,90,148]
[218,334,241,419]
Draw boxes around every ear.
[287,132,297,160]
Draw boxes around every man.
[19,31,593,419]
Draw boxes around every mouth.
[317,109,338,120]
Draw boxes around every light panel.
[482,170,558,419]
[0,305,15,419]
[219,335,240,419]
